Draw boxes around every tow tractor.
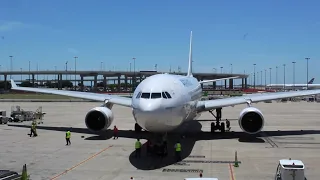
[275,159,306,180]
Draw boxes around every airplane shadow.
[7,122,320,170]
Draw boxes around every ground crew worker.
[135,139,142,158]
[174,141,182,161]
[29,122,37,137]
[66,130,71,146]
[226,119,231,131]
[113,126,118,139]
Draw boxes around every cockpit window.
[136,92,142,98]
[151,93,161,99]
[162,92,167,99]
[165,92,172,98]
[141,93,150,99]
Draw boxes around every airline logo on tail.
[308,78,315,84]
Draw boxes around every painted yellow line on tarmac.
[50,145,113,180]
[228,163,236,180]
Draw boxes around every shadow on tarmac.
[7,121,320,170]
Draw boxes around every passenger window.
[136,92,141,98]
[162,92,167,99]
[151,93,161,99]
[165,92,172,98]
[141,93,150,99]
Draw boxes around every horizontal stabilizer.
[199,76,240,84]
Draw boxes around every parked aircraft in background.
[266,78,320,90]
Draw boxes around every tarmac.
[0,101,320,180]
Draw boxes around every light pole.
[65,61,68,80]
[264,69,267,88]
[100,62,103,71]
[257,71,259,88]
[305,57,310,89]
[253,64,256,89]
[212,68,217,73]
[0,65,1,80]
[220,66,223,88]
[230,63,233,74]
[74,56,78,90]
[36,62,39,85]
[9,56,13,79]
[276,66,278,85]
[132,57,136,92]
[260,70,262,86]
[155,64,158,71]
[28,61,31,82]
[292,61,296,90]
[283,64,286,91]
[269,68,272,85]
[20,68,22,82]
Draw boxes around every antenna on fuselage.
[187,31,193,77]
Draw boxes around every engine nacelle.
[238,107,264,134]
[85,107,114,132]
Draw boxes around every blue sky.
[1,0,320,84]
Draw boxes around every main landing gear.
[209,108,229,133]
[135,123,142,132]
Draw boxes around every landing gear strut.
[209,108,226,133]
[135,123,142,132]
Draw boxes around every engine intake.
[238,107,264,134]
[85,107,114,132]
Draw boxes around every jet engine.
[238,107,264,134]
[85,107,114,132]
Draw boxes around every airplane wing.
[10,80,132,107]
[196,89,320,112]
[199,76,239,84]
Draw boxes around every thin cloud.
[68,48,79,54]
[0,21,26,32]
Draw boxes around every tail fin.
[187,31,193,77]
[308,78,315,84]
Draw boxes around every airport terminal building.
[0,70,248,92]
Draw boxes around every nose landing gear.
[209,108,229,133]
[135,123,142,132]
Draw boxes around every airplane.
[9,31,320,138]
[267,78,320,90]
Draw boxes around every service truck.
[275,159,306,180]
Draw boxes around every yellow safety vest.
[31,124,36,130]
[175,143,181,152]
[66,131,71,138]
[135,141,141,149]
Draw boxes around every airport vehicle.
[10,31,320,136]
[267,78,320,90]
[0,110,9,124]
[275,159,306,180]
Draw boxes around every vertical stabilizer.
[308,78,315,84]
[187,31,193,77]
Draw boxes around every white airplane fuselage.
[131,73,202,133]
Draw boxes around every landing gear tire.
[220,122,225,133]
[135,123,142,132]
[211,122,215,133]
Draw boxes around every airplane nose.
[139,100,161,112]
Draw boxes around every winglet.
[10,79,17,88]
[187,31,193,77]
